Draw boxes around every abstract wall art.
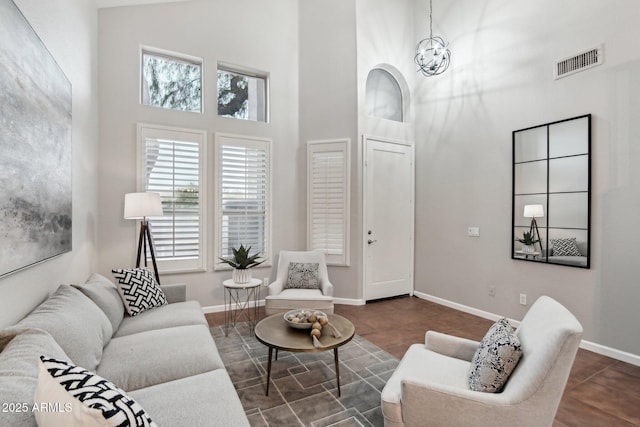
[0,0,72,277]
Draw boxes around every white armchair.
[264,250,334,316]
[381,296,583,427]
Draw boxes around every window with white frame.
[217,64,267,122]
[138,124,207,272]
[307,139,350,266]
[215,133,271,267]
[141,48,203,113]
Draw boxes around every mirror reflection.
[512,114,591,268]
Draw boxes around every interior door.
[364,137,414,301]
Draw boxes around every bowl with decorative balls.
[283,309,328,329]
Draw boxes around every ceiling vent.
[554,45,603,79]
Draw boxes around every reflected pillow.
[551,238,581,256]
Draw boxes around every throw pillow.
[468,318,522,393]
[285,262,320,289]
[550,238,581,256]
[111,268,168,316]
[35,356,156,427]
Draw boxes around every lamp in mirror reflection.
[523,204,544,252]
[415,0,451,77]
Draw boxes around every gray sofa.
[0,273,249,426]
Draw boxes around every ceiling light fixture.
[415,0,451,77]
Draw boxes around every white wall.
[97,0,300,309]
[0,0,99,328]
[414,0,640,357]
[298,0,360,300]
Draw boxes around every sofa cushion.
[0,327,70,427]
[112,268,168,316]
[285,262,320,289]
[36,356,156,427]
[468,318,522,393]
[114,301,207,337]
[129,370,249,427]
[97,324,225,391]
[74,273,125,333]
[16,285,112,371]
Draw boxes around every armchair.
[381,296,583,427]
[264,250,334,316]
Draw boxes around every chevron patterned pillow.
[550,238,582,256]
[35,356,156,426]
[112,268,168,316]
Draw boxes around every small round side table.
[223,278,262,336]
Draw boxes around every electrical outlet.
[519,294,527,305]
[263,277,269,287]
[489,285,496,296]
[467,227,480,237]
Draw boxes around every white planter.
[233,268,251,284]
[521,244,535,254]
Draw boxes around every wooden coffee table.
[254,312,355,396]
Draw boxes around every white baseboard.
[202,299,265,314]
[413,291,640,367]
[334,297,365,306]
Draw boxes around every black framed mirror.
[512,114,591,268]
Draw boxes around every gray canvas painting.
[0,0,72,277]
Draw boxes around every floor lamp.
[523,204,544,253]
[124,192,163,285]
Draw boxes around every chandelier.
[415,0,451,77]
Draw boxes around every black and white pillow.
[112,268,167,316]
[285,262,320,289]
[468,318,522,393]
[36,356,156,427]
[551,238,581,256]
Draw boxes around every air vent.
[554,45,603,79]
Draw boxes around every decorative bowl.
[283,309,327,329]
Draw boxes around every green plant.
[516,231,539,245]
[217,244,264,269]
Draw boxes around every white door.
[364,137,414,301]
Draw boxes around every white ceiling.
[96,0,193,9]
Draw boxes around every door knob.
[367,239,377,245]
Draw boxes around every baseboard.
[413,291,640,367]
[202,299,266,314]
[333,297,365,306]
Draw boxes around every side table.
[223,278,262,336]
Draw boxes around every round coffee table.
[254,312,355,396]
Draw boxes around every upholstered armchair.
[381,296,583,427]
[264,250,334,316]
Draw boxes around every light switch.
[467,227,480,237]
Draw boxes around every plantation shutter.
[216,134,271,262]
[307,140,350,266]
[139,125,206,272]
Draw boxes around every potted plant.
[516,231,539,253]
[218,244,265,283]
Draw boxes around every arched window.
[366,68,404,122]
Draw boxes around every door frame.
[361,134,415,302]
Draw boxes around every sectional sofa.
[0,273,249,426]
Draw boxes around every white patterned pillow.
[112,268,167,316]
[550,238,581,256]
[468,318,522,393]
[285,262,320,289]
[35,356,156,427]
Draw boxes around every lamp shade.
[124,192,163,219]
[523,204,544,218]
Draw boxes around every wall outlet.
[467,227,480,237]
[263,277,270,287]
[519,294,527,305]
[489,285,496,296]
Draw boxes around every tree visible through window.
[217,67,267,122]
[141,49,202,113]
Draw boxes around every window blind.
[138,124,206,272]
[307,140,350,266]
[217,135,270,262]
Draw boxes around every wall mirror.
[512,114,591,268]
